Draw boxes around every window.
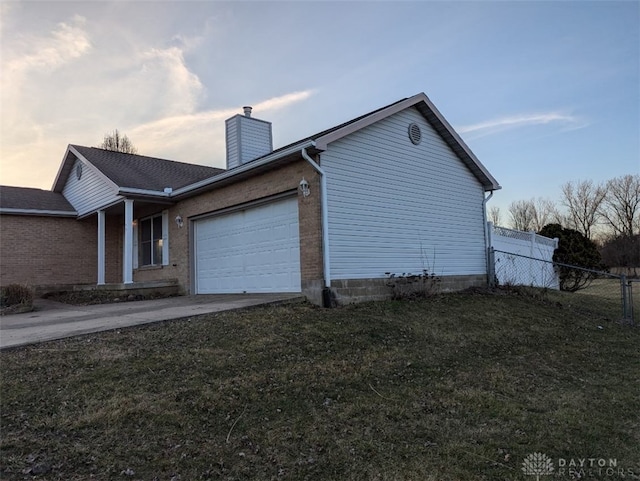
[139,213,166,266]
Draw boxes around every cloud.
[130,90,315,167]
[0,14,92,172]
[458,112,587,139]
[0,5,315,189]
[5,15,90,74]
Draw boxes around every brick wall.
[105,215,122,284]
[0,214,97,287]
[133,159,324,295]
[0,160,324,299]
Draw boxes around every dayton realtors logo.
[522,453,554,480]
[522,453,635,479]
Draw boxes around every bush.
[539,223,605,292]
[385,269,441,300]
[1,284,34,309]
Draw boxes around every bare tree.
[508,200,535,231]
[488,205,502,226]
[600,174,640,237]
[530,197,559,231]
[560,180,605,239]
[99,129,138,154]
[508,198,558,231]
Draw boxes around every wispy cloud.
[458,112,588,139]
[0,4,314,187]
[130,90,315,166]
[6,15,90,74]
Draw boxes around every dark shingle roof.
[71,145,224,191]
[0,186,76,212]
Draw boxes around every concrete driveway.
[0,293,305,350]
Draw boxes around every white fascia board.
[118,187,171,197]
[75,196,124,219]
[51,145,75,192]
[416,95,502,191]
[52,145,121,195]
[172,140,317,197]
[68,145,122,195]
[0,208,77,217]
[314,95,423,150]
[315,92,501,192]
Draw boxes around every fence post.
[628,281,635,326]
[621,275,630,322]
[488,247,496,287]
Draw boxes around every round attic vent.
[408,123,422,145]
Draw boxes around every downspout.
[301,147,332,307]
[483,190,494,286]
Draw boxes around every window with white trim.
[138,211,169,267]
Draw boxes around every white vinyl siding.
[225,115,273,169]
[321,107,487,280]
[62,158,121,217]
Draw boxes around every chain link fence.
[490,248,637,325]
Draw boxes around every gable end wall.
[321,107,488,282]
[62,158,122,216]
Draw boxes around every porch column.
[97,210,106,285]
[123,199,134,284]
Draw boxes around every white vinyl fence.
[488,222,560,289]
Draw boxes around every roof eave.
[0,208,77,217]
[315,92,501,192]
[52,145,122,195]
[414,97,501,192]
[51,145,75,192]
[171,140,318,199]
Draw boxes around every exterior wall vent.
[225,108,273,170]
[408,123,422,145]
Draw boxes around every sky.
[1,0,638,216]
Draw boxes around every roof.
[53,146,224,193]
[0,186,76,216]
[247,93,501,192]
[48,92,498,206]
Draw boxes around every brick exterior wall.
[0,214,97,288]
[132,159,324,297]
[105,215,123,284]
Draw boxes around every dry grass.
[1,289,639,480]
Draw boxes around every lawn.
[1,288,639,480]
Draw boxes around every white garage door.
[194,197,301,293]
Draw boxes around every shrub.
[1,284,34,309]
[385,269,441,300]
[539,223,606,292]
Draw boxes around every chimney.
[225,106,273,170]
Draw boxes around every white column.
[123,199,134,284]
[97,210,106,285]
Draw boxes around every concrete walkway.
[0,293,305,350]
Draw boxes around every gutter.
[0,208,77,217]
[300,147,332,303]
[118,187,171,198]
[482,190,494,285]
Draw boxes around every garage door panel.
[195,197,301,294]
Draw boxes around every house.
[0,93,501,306]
